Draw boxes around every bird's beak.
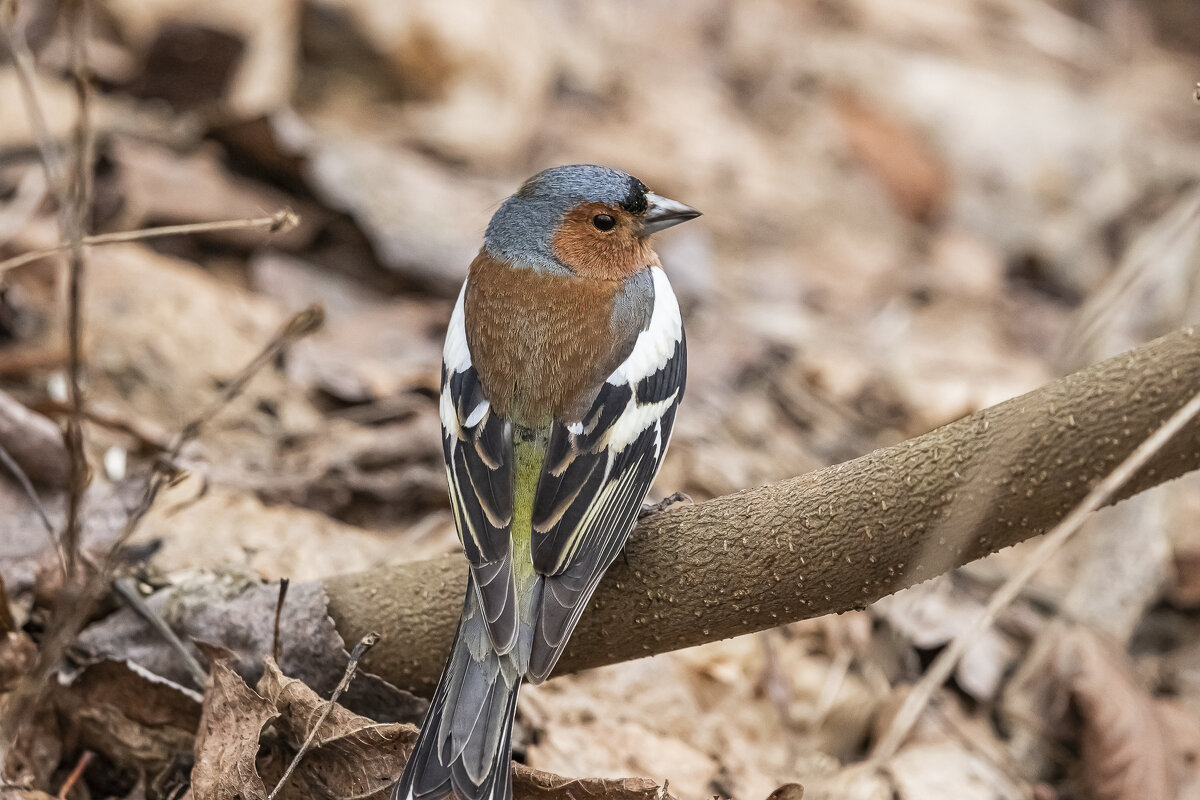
[641,192,701,235]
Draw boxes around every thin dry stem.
[111,577,207,689]
[0,0,92,575]
[176,304,323,444]
[0,210,301,277]
[39,401,171,454]
[0,305,323,751]
[273,578,290,664]
[55,750,92,800]
[267,632,380,800]
[61,0,95,576]
[868,387,1200,764]
[0,1,67,201]
[0,441,63,573]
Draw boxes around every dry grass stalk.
[868,387,1200,764]
[0,210,300,277]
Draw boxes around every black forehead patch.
[619,176,649,213]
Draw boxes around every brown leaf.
[764,784,805,800]
[260,415,446,521]
[1,712,63,792]
[257,658,413,800]
[0,791,59,800]
[257,659,674,800]
[832,92,949,223]
[1168,541,1200,609]
[287,127,505,292]
[0,479,143,617]
[0,630,36,691]
[249,252,445,403]
[55,659,200,776]
[0,390,68,486]
[191,645,279,800]
[74,577,425,725]
[1054,627,1179,800]
[108,138,319,252]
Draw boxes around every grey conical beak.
[641,192,701,235]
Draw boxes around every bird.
[394,164,700,800]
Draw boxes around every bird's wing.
[440,281,518,655]
[527,266,686,682]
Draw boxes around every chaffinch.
[396,164,700,800]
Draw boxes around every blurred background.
[2,1,1200,798]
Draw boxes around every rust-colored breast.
[464,251,633,426]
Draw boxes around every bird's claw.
[637,491,693,521]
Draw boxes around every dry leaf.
[0,479,144,616]
[259,414,446,522]
[1055,627,1179,800]
[255,658,673,800]
[832,92,948,222]
[0,791,59,800]
[1168,541,1200,609]
[135,484,433,581]
[109,137,319,252]
[258,659,412,800]
[284,125,504,292]
[191,644,280,800]
[0,390,68,486]
[55,659,201,776]
[888,742,1025,799]
[764,784,805,800]
[873,576,1022,703]
[1,712,63,792]
[250,252,445,402]
[0,630,36,691]
[73,575,425,724]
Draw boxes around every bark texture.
[324,327,1200,695]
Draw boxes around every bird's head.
[484,164,700,280]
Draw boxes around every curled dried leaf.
[256,659,675,800]
[1054,627,1179,800]
[257,658,410,800]
[55,659,200,776]
[191,644,279,800]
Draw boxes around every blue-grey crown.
[483,165,648,273]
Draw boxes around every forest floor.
[3,1,1200,798]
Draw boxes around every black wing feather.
[526,327,685,682]
[443,361,517,654]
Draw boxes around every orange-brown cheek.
[552,204,653,280]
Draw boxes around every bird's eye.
[592,214,616,231]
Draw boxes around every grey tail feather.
[394,583,520,800]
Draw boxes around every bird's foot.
[637,491,693,521]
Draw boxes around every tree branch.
[324,327,1200,695]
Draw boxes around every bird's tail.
[394,584,521,800]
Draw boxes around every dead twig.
[0,1,67,201]
[0,210,301,277]
[273,578,290,664]
[61,0,95,578]
[39,400,171,454]
[1,0,92,578]
[267,632,381,800]
[0,440,63,573]
[55,750,92,800]
[0,305,323,751]
[178,305,324,445]
[120,304,324,541]
[868,387,1200,764]
[111,577,207,689]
